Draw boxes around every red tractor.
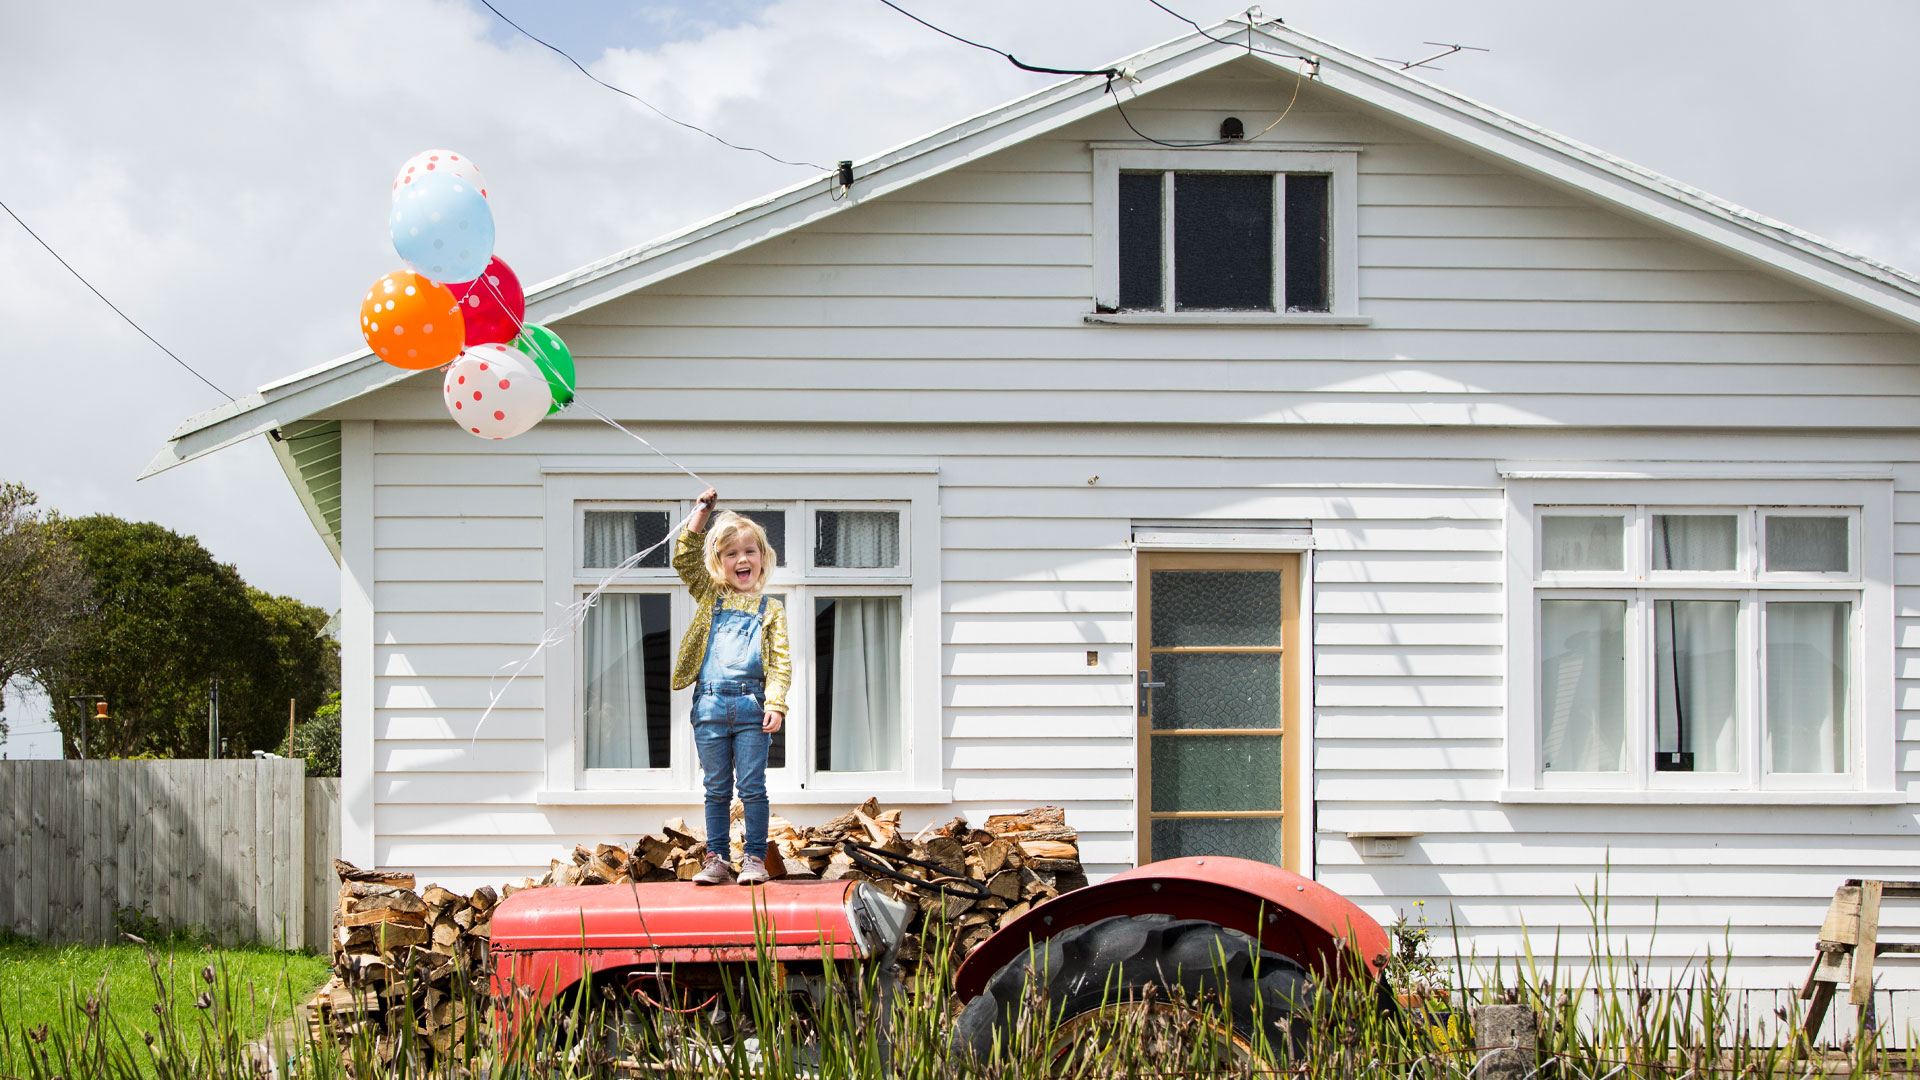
[489,849,1388,1065]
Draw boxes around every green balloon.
[514,323,576,415]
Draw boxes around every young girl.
[673,488,790,886]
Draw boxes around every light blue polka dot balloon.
[390,171,495,285]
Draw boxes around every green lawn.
[0,934,329,1074]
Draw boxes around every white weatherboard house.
[156,21,1920,989]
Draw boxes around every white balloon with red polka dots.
[393,149,488,200]
[442,344,548,440]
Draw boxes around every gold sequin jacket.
[670,527,791,714]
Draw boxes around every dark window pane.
[584,511,670,569]
[583,593,672,769]
[1174,173,1272,311]
[1118,172,1163,310]
[1283,173,1330,312]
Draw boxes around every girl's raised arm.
[674,488,718,597]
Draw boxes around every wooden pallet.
[1800,879,1920,1040]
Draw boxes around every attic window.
[1094,147,1360,321]
[1120,171,1327,312]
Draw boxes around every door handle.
[1137,669,1166,714]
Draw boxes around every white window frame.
[538,463,944,804]
[1089,143,1365,325]
[1504,475,1894,799]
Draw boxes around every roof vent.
[1219,116,1245,140]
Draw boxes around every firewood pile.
[303,861,497,1067]
[302,800,1084,1064]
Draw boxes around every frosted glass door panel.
[1151,653,1283,730]
[1151,735,1283,813]
[1149,570,1284,647]
[1151,818,1285,866]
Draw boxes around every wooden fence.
[0,760,341,951]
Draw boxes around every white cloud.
[0,0,1914,617]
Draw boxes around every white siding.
[335,58,1920,987]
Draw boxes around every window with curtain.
[573,498,912,787]
[581,592,671,769]
[813,596,903,772]
[1530,505,1862,788]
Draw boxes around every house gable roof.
[146,18,1920,542]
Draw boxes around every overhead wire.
[1108,52,1308,148]
[473,0,830,172]
[1142,0,1315,63]
[874,0,1311,149]
[875,0,1121,77]
[0,196,233,401]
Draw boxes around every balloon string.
[456,269,708,744]
[464,268,702,485]
[567,399,709,487]
[470,506,699,748]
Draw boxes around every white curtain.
[1766,517,1849,573]
[827,511,899,568]
[1539,599,1626,772]
[1541,516,1622,572]
[1653,600,1737,771]
[584,512,637,568]
[1768,602,1849,773]
[828,597,902,771]
[584,593,648,768]
[1653,514,1736,571]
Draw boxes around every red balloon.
[448,257,526,346]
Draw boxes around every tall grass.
[2,897,1912,1079]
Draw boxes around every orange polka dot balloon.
[360,271,464,370]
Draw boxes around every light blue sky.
[3,0,1917,754]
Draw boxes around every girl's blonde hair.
[703,511,776,594]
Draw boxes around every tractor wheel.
[950,915,1314,1069]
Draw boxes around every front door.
[1135,551,1303,870]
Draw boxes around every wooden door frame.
[1134,550,1306,871]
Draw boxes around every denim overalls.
[692,595,770,862]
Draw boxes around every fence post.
[1471,1004,1537,1080]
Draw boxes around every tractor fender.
[953,856,1388,1003]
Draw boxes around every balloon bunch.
[359,150,576,440]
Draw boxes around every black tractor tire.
[950,914,1315,1066]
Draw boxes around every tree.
[46,515,337,758]
[0,482,92,716]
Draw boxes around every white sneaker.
[737,855,769,886]
[692,854,733,885]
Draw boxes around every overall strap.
[756,595,769,618]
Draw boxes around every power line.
[0,197,233,401]
[474,0,829,172]
[1142,0,1314,63]
[876,0,1310,149]
[876,0,1121,78]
